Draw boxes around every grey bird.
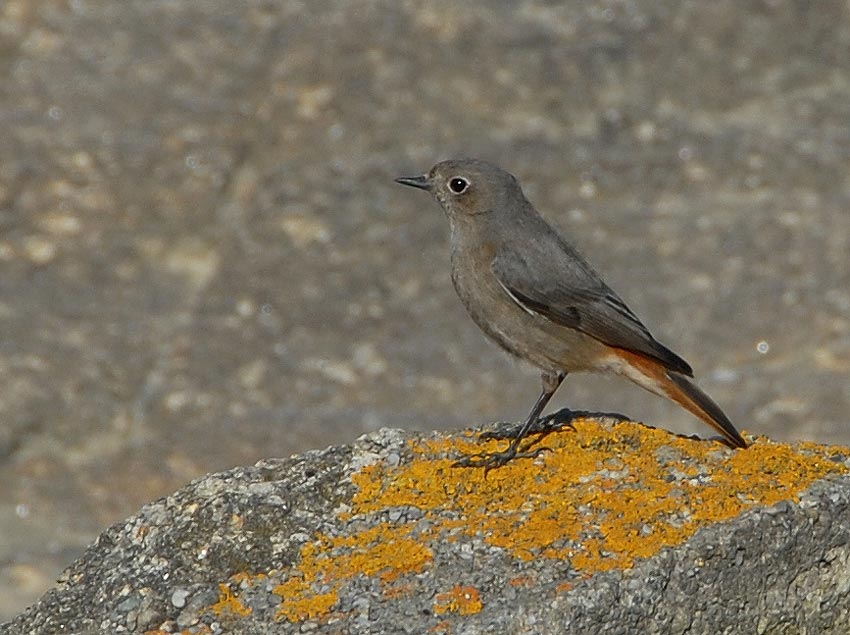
[395,158,747,468]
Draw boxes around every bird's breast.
[449,241,602,372]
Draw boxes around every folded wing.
[492,243,694,377]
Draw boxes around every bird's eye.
[448,177,469,194]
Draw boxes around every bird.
[395,158,747,469]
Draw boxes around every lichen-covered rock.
[2,420,849,634]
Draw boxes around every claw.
[452,443,551,471]
[455,408,577,470]
[479,409,577,441]
[479,421,524,440]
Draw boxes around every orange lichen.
[382,580,417,599]
[231,571,265,585]
[350,419,848,573]
[205,418,847,625]
[434,585,484,616]
[509,575,536,588]
[207,583,252,618]
[274,576,338,622]
[273,523,433,622]
[555,581,574,593]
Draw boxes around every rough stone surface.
[3,0,850,619]
[2,422,849,634]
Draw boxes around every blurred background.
[1,0,849,620]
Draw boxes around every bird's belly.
[451,266,607,373]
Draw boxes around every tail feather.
[611,348,748,449]
[663,371,748,449]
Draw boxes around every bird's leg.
[454,371,567,470]
[480,373,572,441]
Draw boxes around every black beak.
[394,174,430,191]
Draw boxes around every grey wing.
[492,246,694,377]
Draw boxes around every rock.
[2,420,849,634]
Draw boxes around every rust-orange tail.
[614,349,748,449]
[662,371,748,449]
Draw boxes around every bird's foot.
[480,408,577,441]
[454,409,580,471]
[452,441,551,472]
